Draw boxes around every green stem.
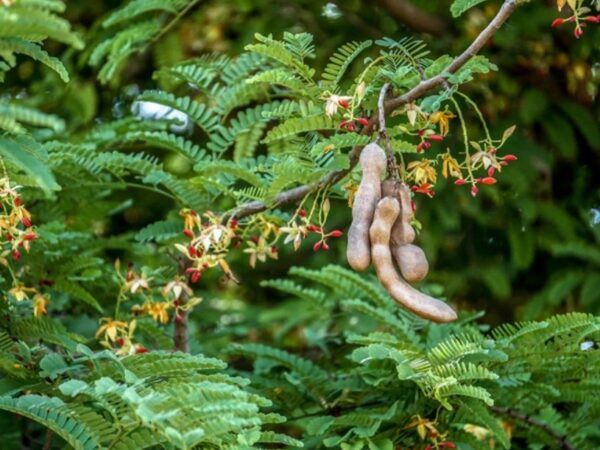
[455,91,492,144]
[450,97,475,184]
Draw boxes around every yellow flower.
[162,279,193,300]
[179,208,201,231]
[96,318,128,342]
[430,110,456,136]
[441,152,462,179]
[407,159,437,185]
[146,302,171,324]
[8,284,36,302]
[243,236,278,268]
[404,415,439,440]
[343,182,358,207]
[33,294,49,317]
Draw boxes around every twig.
[377,83,398,181]
[490,406,577,450]
[374,0,448,35]
[173,256,191,352]
[151,0,201,44]
[42,430,53,450]
[230,0,520,220]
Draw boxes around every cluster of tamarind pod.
[347,143,458,323]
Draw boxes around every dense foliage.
[0,0,599,448]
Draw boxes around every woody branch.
[228,0,520,220]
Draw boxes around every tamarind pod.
[382,180,428,281]
[347,143,387,271]
[370,197,457,323]
[381,180,416,245]
[394,243,429,283]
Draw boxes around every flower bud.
[471,185,479,197]
[481,177,497,185]
[313,242,322,252]
[338,99,349,109]
[551,18,564,27]
[22,217,32,228]
[427,134,444,142]
[357,117,369,126]
[454,179,467,186]
[502,154,517,161]
[183,229,194,238]
[328,230,343,238]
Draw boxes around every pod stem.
[378,83,402,182]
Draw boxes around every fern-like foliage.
[225,265,600,449]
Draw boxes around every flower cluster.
[280,206,343,253]
[403,415,457,450]
[176,209,237,282]
[551,0,600,39]
[397,101,517,199]
[95,318,147,356]
[0,177,48,318]
[97,262,203,355]
[323,84,370,132]
[0,177,38,263]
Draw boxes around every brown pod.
[394,244,429,283]
[347,143,387,271]
[382,180,428,282]
[382,180,415,245]
[369,197,457,323]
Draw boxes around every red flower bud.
[584,15,600,23]
[357,117,369,126]
[229,219,238,229]
[21,217,32,228]
[347,122,355,132]
[551,18,564,27]
[24,233,38,241]
[487,167,496,177]
[440,442,456,449]
[271,245,278,254]
[299,208,307,217]
[423,141,431,149]
[250,235,259,243]
[339,120,349,129]
[417,130,425,136]
[6,234,13,241]
[416,143,425,153]
[191,271,201,284]
[329,230,343,238]
[135,346,149,354]
[427,134,444,142]
[471,185,479,197]
[307,224,323,233]
[313,242,322,252]
[322,242,330,251]
[14,197,21,206]
[338,99,349,109]
[502,154,517,161]
[188,245,197,257]
[574,26,584,38]
[454,179,467,186]
[481,177,497,185]
[12,250,21,262]
[183,229,194,238]
[116,338,125,347]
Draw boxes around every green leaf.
[450,0,488,17]
[0,135,60,194]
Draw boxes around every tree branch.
[374,0,448,35]
[230,0,520,220]
[377,83,398,181]
[490,406,576,450]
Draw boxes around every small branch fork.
[377,83,399,181]
[490,406,577,450]
[228,0,520,220]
